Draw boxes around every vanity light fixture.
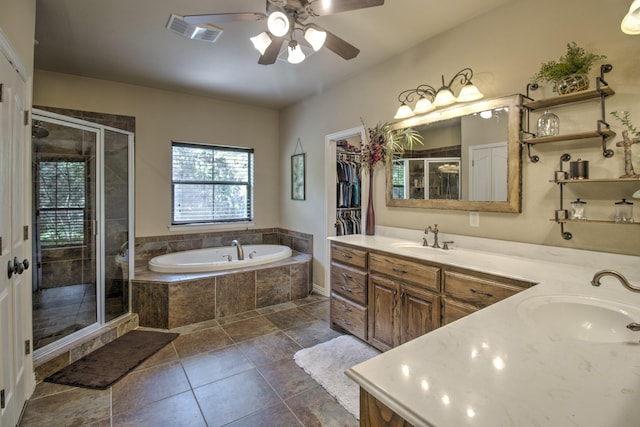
[622,0,640,34]
[393,67,484,119]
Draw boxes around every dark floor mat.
[44,330,179,390]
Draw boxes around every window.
[37,161,86,247]
[172,142,254,225]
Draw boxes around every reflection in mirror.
[387,94,522,213]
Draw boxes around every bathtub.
[148,244,293,273]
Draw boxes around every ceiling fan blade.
[183,12,266,25]
[308,0,384,16]
[258,37,285,65]
[309,24,360,60]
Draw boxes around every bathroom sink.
[390,242,449,253]
[517,295,640,343]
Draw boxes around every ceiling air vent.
[166,14,223,43]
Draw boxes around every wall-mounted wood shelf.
[522,129,616,145]
[550,218,639,226]
[523,86,614,111]
[550,177,640,184]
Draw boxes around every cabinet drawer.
[330,262,368,305]
[331,293,367,341]
[369,252,440,292]
[331,244,367,270]
[444,270,530,308]
[442,297,478,325]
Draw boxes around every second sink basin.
[517,295,640,343]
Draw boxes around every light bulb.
[304,27,327,51]
[457,83,484,102]
[622,0,640,34]
[433,88,456,106]
[288,41,305,64]
[414,97,435,114]
[267,11,290,37]
[394,104,414,120]
[250,32,272,55]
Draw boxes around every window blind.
[37,161,86,247]
[171,142,254,224]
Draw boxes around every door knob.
[7,257,29,279]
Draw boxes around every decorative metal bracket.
[556,153,573,240]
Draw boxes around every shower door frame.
[31,109,135,361]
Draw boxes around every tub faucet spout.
[231,240,244,260]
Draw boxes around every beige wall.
[0,0,36,73]
[280,0,640,291]
[33,70,281,236]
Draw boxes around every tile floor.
[20,295,360,427]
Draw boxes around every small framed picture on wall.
[291,153,305,200]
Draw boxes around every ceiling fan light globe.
[304,27,327,51]
[433,88,456,106]
[394,104,415,120]
[621,0,640,34]
[414,97,435,114]
[288,42,305,64]
[267,11,290,37]
[456,83,484,102]
[250,32,272,55]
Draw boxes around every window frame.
[171,141,254,226]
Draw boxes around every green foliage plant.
[611,111,640,141]
[531,42,607,85]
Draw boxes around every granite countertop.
[330,234,640,427]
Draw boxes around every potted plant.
[345,122,423,235]
[531,42,607,94]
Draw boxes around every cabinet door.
[442,297,478,325]
[399,284,440,345]
[368,275,398,351]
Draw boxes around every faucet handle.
[442,241,454,250]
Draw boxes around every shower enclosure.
[31,109,134,354]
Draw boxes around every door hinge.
[23,225,29,241]
[0,389,5,409]
[24,110,29,125]
[25,339,31,355]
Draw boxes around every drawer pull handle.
[341,285,353,293]
[342,318,352,326]
[341,253,353,259]
[341,272,353,280]
[341,304,352,312]
[392,268,407,274]
[470,288,493,298]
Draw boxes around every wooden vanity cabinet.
[330,243,369,340]
[442,267,534,323]
[368,252,441,351]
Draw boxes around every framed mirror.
[386,94,523,213]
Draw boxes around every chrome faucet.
[425,224,440,248]
[231,240,244,261]
[591,270,640,293]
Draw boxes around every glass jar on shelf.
[570,198,587,220]
[537,110,560,137]
[614,198,634,223]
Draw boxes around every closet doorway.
[31,109,134,357]
[324,126,366,294]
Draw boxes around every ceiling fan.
[178,0,385,65]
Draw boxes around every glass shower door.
[32,120,98,351]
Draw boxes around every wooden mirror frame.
[386,94,523,213]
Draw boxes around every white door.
[1,51,34,427]
[470,142,508,202]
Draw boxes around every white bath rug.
[293,335,380,420]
